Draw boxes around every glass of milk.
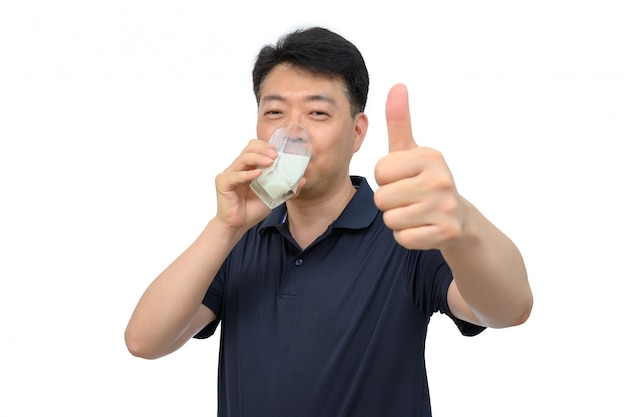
[250,122,312,209]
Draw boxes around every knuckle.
[373,158,387,185]
[373,187,388,210]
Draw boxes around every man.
[125,27,533,416]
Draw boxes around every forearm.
[442,198,533,328]
[125,218,244,358]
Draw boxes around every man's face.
[256,63,367,196]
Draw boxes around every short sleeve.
[408,249,486,337]
[193,263,226,339]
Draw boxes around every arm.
[124,219,242,359]
[374,84,533,329]
[124,139,277,359]
[443,197,532,328]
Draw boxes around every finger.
[226,140,277,172]
[381,203,428,230]
[374,150,425,186]
[216,168,263,192]
[374,175,426,211]
[226,154,274,174]
[392,226,440,250]
[386,83,417,152]
[239,139,278,160]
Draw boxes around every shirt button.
[295,259,303,266]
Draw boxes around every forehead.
[259,63,349,105]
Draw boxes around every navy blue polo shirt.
[196,176,484,417]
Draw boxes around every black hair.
[252,27,369,117]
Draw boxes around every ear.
[352,113,369,153]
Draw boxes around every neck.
[285,178,356,249]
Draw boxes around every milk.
[250,152,310,208]
[249,122,312,209]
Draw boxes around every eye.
[310,110,331,120]
[264,109,284,119]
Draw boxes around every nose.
[283,115,305,129]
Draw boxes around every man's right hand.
[214,139,277,232]
[125,139,279,360]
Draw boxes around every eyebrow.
[260,94,338,106]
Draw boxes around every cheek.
[256,126,274,142]
[309,142,347,171]
[310,139,332,159]
[257,119,284,142]
[308,126,355,163]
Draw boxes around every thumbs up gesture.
[374,84,465,250]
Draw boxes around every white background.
[1,1,625,415]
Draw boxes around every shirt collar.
[259,176,378,232]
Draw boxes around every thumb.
[386,83,417,152]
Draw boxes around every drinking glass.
[250,122,312,209]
